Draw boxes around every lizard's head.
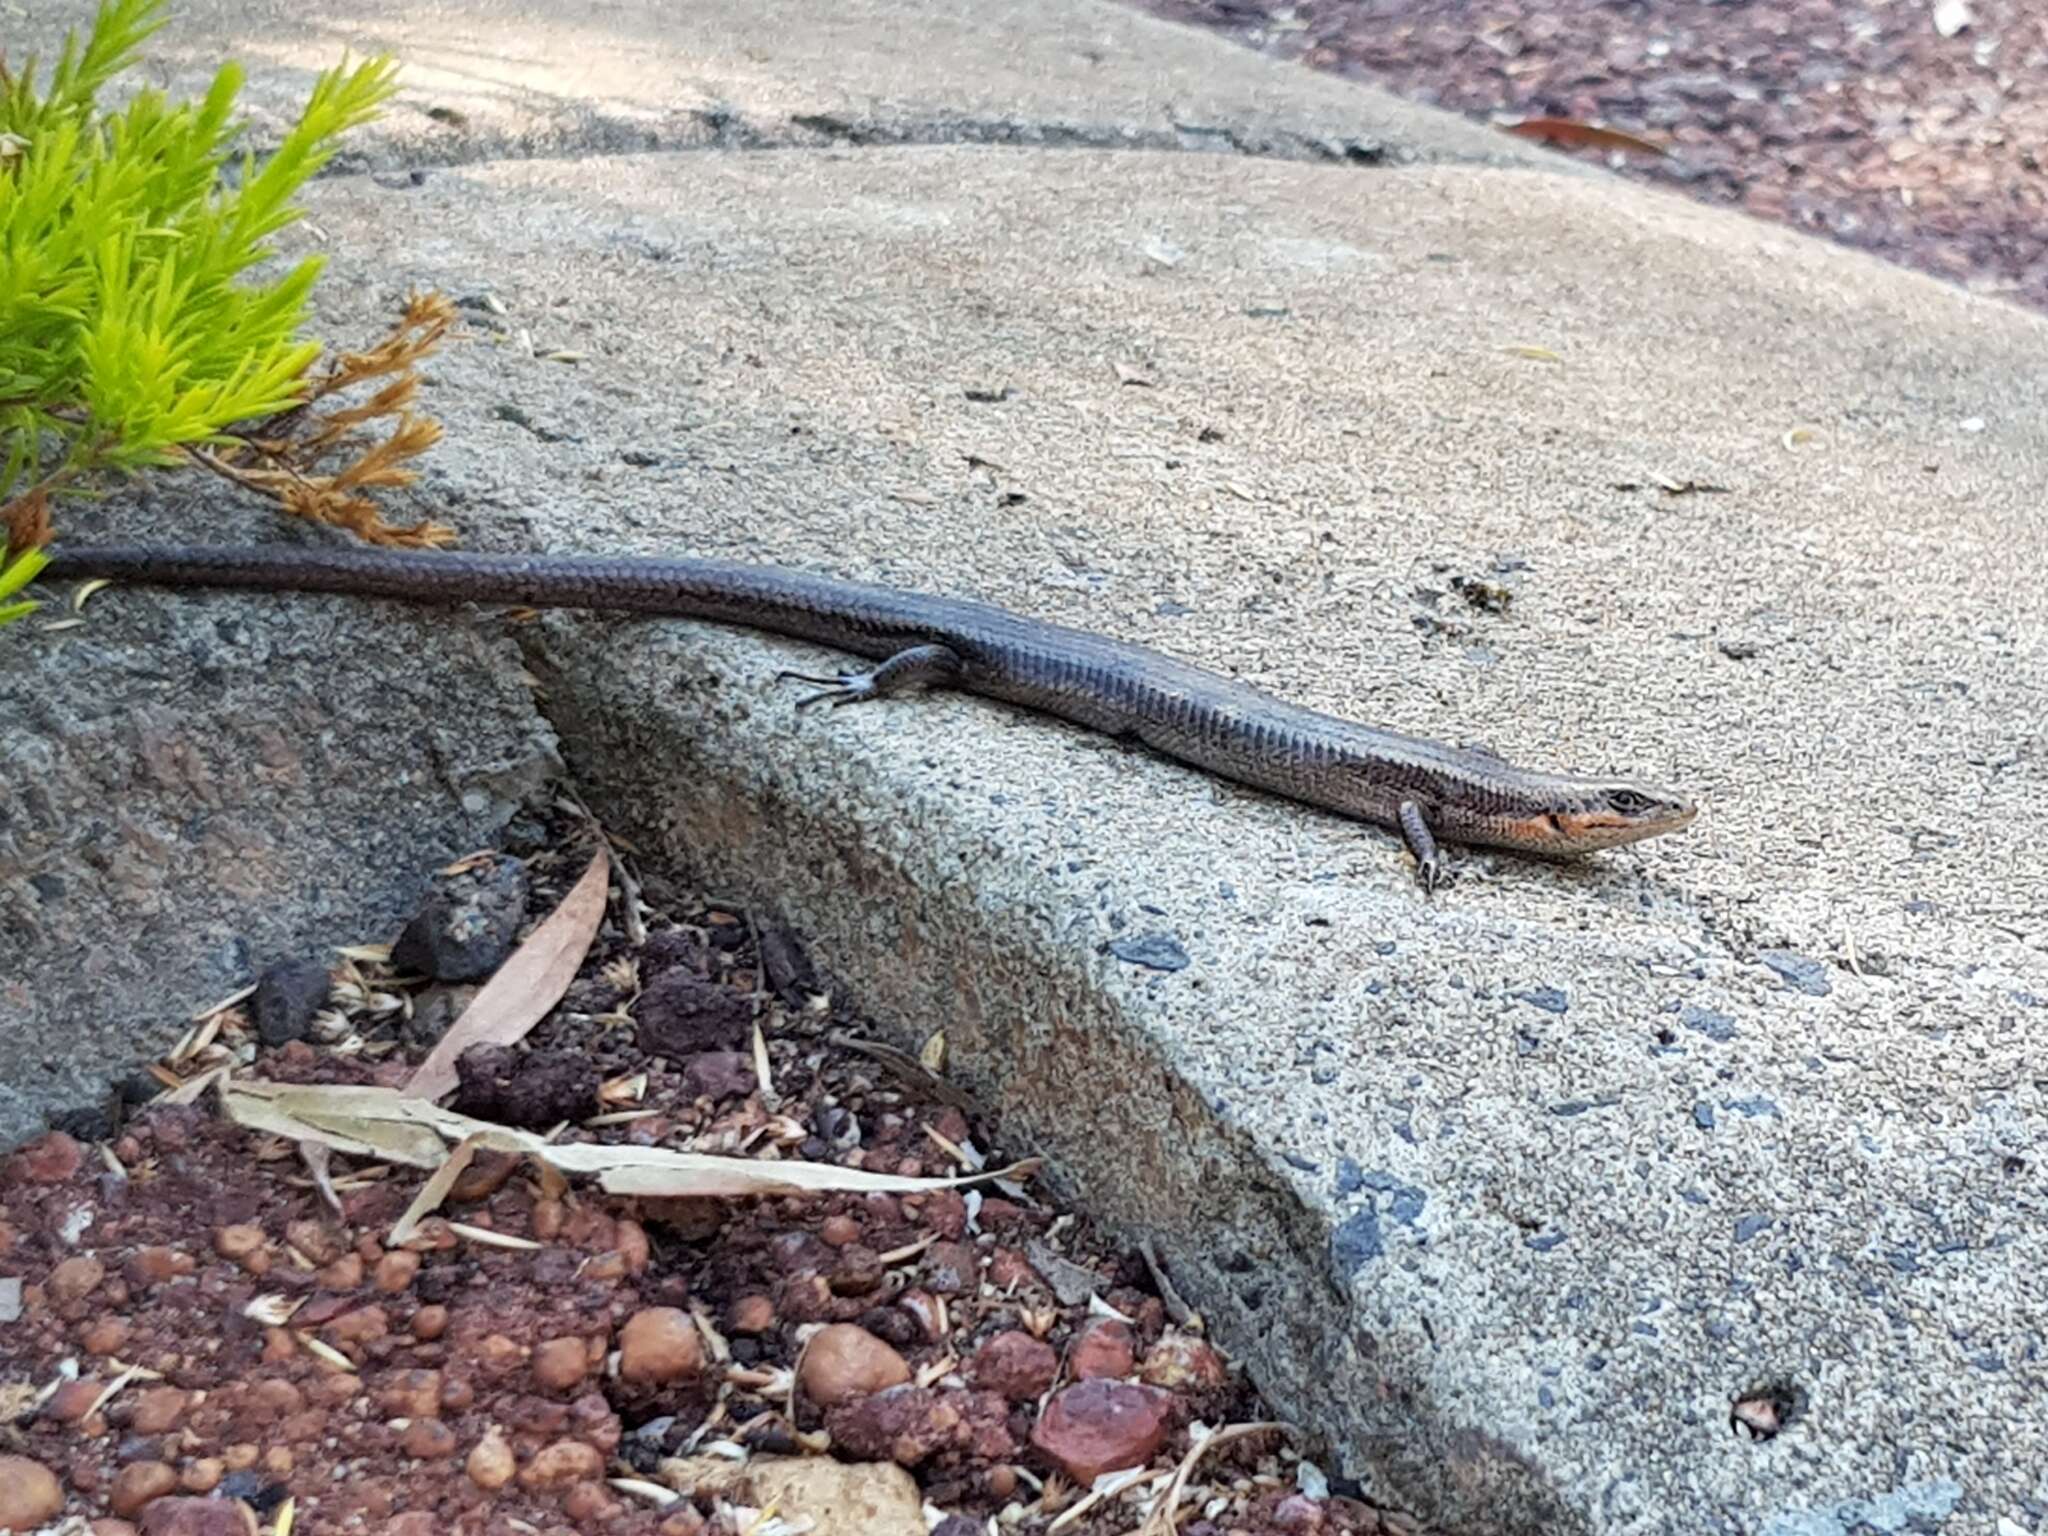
[1495,778,1699,855]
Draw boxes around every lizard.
[37,541,1699,889]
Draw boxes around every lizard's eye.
[1607,789,1656,817]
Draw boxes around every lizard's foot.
[777,669,880,710]
[777,642,964,712]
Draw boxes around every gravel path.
[1129,0,2048,312]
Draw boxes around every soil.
[0,819,1431,1536]
[1126,0,2048,312]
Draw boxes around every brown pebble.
[615,1218,651,1274]
[657,1510,708,1536]
[581,1250,629,1282]
[48,1254,107,1304]
[324,1303,388,1347]
[411,1303,449,1341]
[987,1464,1017,1499]
[125,1248,196,1287]
[819,1214,861,1246]
[984,1247,1042,1291]
[374,1251,421,1293]
[440,1376,475,1413]
[128,1386,190,1434]
[211,1225,268,1273]
[921,1239,980,1295]
[260,1447,292,1477]
[618,1307,701,1385]
[403,1419,458,1459]
[259,1328,295,1364]
[48,1379,105,1423]
[178,1458,223,1494]
[0,1454,64,1528]
[311,1372,357,1407]
[562,1480,622,1522]
[517,1438,603,1488]
[531,1197,565,1241]
[375,1368,442,1419]
[475,1334,527,1375]
[318,1254,363,1290]
[221,1445,259,1472]
[386,1515,436,1536]
[728,1294,775,1334]
[284,1219,343,1266]
[248,1378,305,1417]
[466,1427,515,1490]
[532,1336,590,1392]
[109,1461,178,1518]
[81,1316,133,1356]
[91,1522,139,1536]
[799,1323,911,1407]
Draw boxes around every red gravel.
[0,828,1432,1536]
[1127,0,2048,311]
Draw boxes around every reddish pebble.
[137,1497,254,1536]
[81,1316,132,1355]
[387,1515,436,1536]
[403,1420,458,1459]
[376,1369,442,1419]
[969,1330,1058,1401]
[475,1334,526,1375]
[0,1454,64,1528]
[325,1303,388,1347]
[47,1379,105,1423]
[987,1464,1018,1499]
[518,1438,603,1488]
[618,1307,701,1384]
[48,1254,106,1304]
[819,1214,861,1246]
[285,1219,343,1265]
[466,1428,515,1490]
[128,1386,190,1434]
[178,1458,223,1494]
[1273,1492,1327,1531]
[984,1248,1041,1291]
[532,1336,591,1392]
[658,1510,709,1536]
[728,1294,775,1334]
[615,1219,651,1274]
[318,1254,363,1289]
[92,1523,139,1536]
[108,1462,178,1518]
[562,1480,622,1522]
[374,1250,420,1293]
[1069,1319,1136,1380]
[412,1304,449,1340]
[531,1197,565,1241]
[125,1248,195,1287]
[211,1226,266,1269]
[16,1130,83,1183]
[1030,1381,1170,1484]
[800,1323,911,1407]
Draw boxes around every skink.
[37,543,1699,888]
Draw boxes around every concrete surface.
[7,1,2047,1533]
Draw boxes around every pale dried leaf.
[406,849,610,1098]
[387,1134,483,1246]
[222,1080,1042,1200]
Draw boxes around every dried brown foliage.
[185,291,461,548]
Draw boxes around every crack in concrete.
[319,104,1412,181]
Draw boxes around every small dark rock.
[922,1240,980,1295]
[1107,933,1190,972]
[392,856,529,982]
[827,1245,886,1296]
[757,924,817,1001]
[253,957,334,1046]
[1759,949,1831,996]
[681,1051,757,1102]
[450,1046,599,1129]
[640,926,707,978]
[50,1094,121,1143]
[1331,1209,1383,1273]
[635,970,753,1058]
